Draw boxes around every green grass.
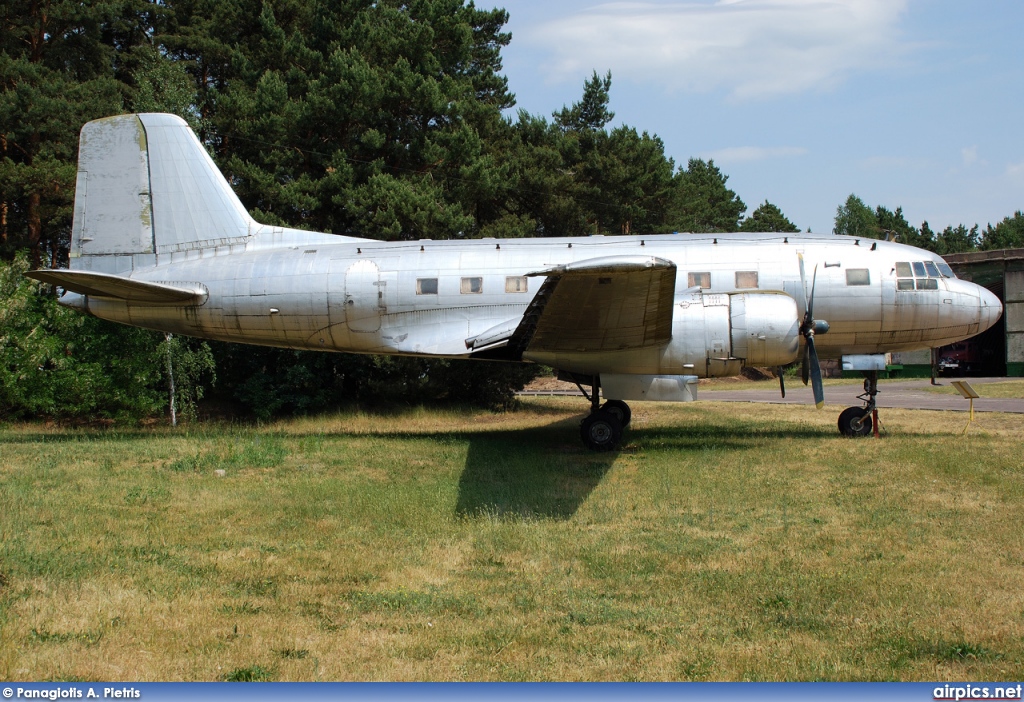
[1,400,1022,680]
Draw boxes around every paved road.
[521,377,1024,413]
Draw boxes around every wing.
[25,269,208,306]
[467,255,676,359]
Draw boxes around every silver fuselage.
[65,230,1001,378]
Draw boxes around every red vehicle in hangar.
[937,341,983,376]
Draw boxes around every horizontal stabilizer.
[26,269,207,306]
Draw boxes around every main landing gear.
[838,371,880,438]
[573,376,630,451]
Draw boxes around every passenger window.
[735,271,758,289]
[912,261,927,277]
[846,269,870,286]
[688,272,711,289]
[897,279,915,290]
[924,261,940,277]
[505,276,528,293]
[416,278,438,295]
[461,277,483,294]
[895,262,912,277]
[916,278,938,290]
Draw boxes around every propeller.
[797,253,829,409]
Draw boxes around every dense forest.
[2,0,1022,422]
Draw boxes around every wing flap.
[26,269,208,306]
[522,255,676,354]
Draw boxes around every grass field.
[1,399,1023,681]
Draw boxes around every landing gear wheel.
[580,410,623,451]
[838,406,872,437]
[601,399,631,427]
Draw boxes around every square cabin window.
[735,271,758,289]
[416,278,438,295]
[461,276,483,294]
[897,278,916,291]
[846,269,870,286]
[688,272,711,289]
[505,276,528,293]
[916,277,938,290]
[924,261,940,277]
[895,262,912,277]
[912,261,927,277]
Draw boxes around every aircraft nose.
[978,285,1003,333]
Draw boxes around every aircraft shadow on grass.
[453,415,831,520]
[454,417,614,521]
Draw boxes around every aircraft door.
[344,260,383,333]
[702,294,738,377]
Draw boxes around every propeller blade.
[797,252,825,407]
[806,335,825,409]
[807,264,819,322]
[778,367,786,398]
[797,252,809,315]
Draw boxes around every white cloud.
[1006,161,1024,178]
[961,145,978,165]
[700,145,807,164]
[523,0,911,99]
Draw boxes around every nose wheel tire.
[580,410,623,451]
[838,406,872,437]
[600,399,631,427]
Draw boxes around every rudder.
[71,113,254,274]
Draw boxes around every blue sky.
[476,0,1023,234]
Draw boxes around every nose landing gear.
[838,371,880,437]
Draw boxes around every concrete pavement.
[688,377,1023,413]
[520,377,1024,413]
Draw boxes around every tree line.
[1,0,1021,422]
[834,195,1024,254]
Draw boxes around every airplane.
[26,113,1003,450]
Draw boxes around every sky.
[475,0,1024,234]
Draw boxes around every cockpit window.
[896,261,947,292]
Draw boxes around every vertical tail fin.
[71,113,254,273]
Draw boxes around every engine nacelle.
[665,292,800,376]
[730,292,801,367]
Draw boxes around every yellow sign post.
[950,380,980,434]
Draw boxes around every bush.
[0,254,213,422]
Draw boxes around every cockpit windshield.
[895,260,956,290]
